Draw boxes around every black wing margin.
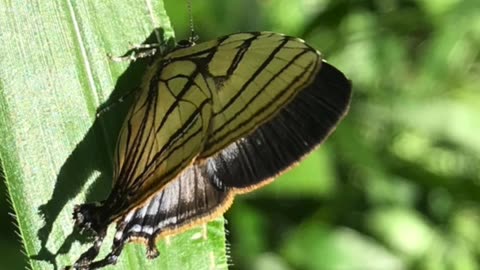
[201,60,352,190]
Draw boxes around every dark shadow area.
[0,164,28,269]
[31,28,174,269]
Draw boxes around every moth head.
[73,203,104,235]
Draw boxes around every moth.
[66,31,352,269]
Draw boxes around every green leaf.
[0,1,227,269]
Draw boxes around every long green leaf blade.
[0,1,227,269]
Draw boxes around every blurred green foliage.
[167,0,480,269]
[1,0,479,269]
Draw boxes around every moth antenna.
[187,0,198,44]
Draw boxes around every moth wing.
[114,61,350,242]
[114,162,231,244]
[111,58,213,218]
[201,61,351,190]
[200,32,323,157]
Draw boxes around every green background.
[1,0,480,269]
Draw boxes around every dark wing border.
[201,60,352,190]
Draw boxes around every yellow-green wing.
[198,32,322,157]
[193,32,352,190]
[110,52,213,219]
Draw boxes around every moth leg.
[107,47,158,62]
[128,42,161,50]
[97,42,159,117]
[95,88,138,117]
[63,230,106,270]
[146,237,160,259]
[86,238,126,270]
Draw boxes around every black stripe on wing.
[202,61,351,189]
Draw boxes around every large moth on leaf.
[66,32,352,269]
